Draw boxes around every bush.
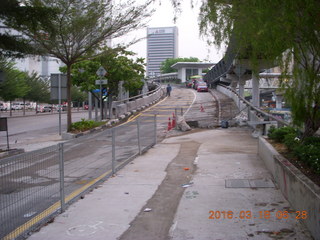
[267,126,296,143]
[283,133,300,151]
[268,127,320,174]
[70,118,103,132]
[294,144,320,174]
[303,136,320,146]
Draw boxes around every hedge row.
[268,126,320,174]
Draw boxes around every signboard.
[50,74,67,100]
[95,79,108,85]
[0,117,9,150]
[148,27,174,35]
[0,117,7,131]
[96,66,107,77]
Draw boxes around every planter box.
[258,137,320,240]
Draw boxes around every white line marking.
[183,90,197,117]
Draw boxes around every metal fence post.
[112,128,115,175]
[58,143,65,212]
[137,118,141,154]
[175,108,178,130]
[154,114,157,145]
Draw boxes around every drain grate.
[225,179,275,188]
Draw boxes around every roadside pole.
[50,73,67,136]
[100,81,102,121]
[96,66,107,122]
[58,74,62,136]
[88,91,92,120]
[58,143,65,212]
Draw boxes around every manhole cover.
[225,179,275,188]
[225,179,250,188]
[249,179,275,188]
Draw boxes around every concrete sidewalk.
[28,128,312,240]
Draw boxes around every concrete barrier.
[258,137,320,240]
[217,85,247,112]
[126,100,137,112]
[136,98,144,109]
[110,85,164,118]
[142,96,149,107]
[116,104,127,117]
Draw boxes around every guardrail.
[217,84,290,129]
[111,83,165,118]
[0,115,157,240]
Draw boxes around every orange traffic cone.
[167,117,172,131]
[172,113,176,128]
[200,105,205,112]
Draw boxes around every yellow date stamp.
[208,210,308,220]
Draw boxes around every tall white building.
[146,26,178,76]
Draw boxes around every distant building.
[171,62,215,83]
[146,26,178,77]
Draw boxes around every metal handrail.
[218,84,291,127]
[112,82,163,105]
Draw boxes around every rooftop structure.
[171,62,215,82]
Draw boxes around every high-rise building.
[146,26,178,77]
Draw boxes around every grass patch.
[70,118,105,133]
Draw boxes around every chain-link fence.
[0,115,156,240]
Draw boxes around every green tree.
[71,86,87,108]
[67,49,145,98]
[24,72,50,112]
[197,0,320,138]
[0,58,29,115]
[5,0,152,131]
[0,0,57,58]
[160,57,199,74]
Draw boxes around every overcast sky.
[115,0,225,63]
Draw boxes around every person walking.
[166,84,172,97]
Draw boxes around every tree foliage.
[24,72,50,103]
[0,0,57,58]
[64,49,145,98]
[197,0,320,137]
[4,0,152,131]
[160,57,199,73]
[0,58,29,101]
[71,86,87,104]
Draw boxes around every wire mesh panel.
[0,115,157,239]
[61,129,113,205]
[0,145,60,240]
[139,116,157,151]
[113,120,140,171]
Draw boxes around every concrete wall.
[258,137,320,240]
[127,101,137,112]
[136,98,145,109]
[217,85,247,111]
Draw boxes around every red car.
[185,80,193,88]
[197,82,209,92]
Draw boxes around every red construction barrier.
[172,113,176,128]
[167,117,172,131]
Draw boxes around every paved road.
[0,111,89,151]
